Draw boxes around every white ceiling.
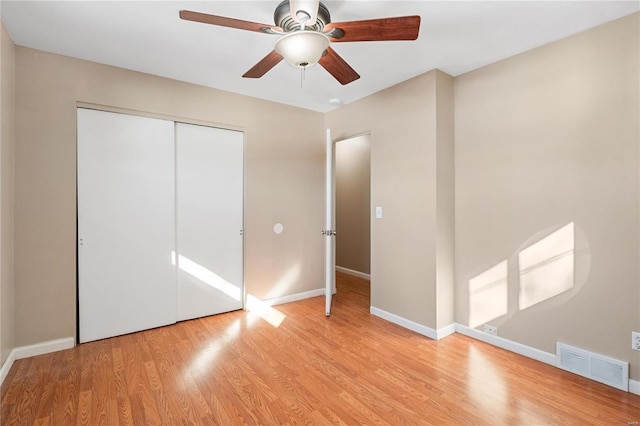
[1,1,638,112]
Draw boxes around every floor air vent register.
[556,342,629,391]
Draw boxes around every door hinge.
[321,230,337,236]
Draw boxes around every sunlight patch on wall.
[469,260,508,328]
[263,263,301,300]
[518,222,574,310]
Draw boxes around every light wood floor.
[2,272,640,425]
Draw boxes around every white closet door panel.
[176,123,243,321]
[78,108,176,343]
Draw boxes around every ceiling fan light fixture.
[274,30,329,68]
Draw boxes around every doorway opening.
[334,134,371,306]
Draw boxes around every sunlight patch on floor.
[246,294,287,328]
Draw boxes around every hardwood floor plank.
[51,353,78,425]
[2,271,640,425]
[33,354,60,420]
[142,360,175,424]
[113,370,134,426]
[32,416,50,426]
[75,389,91,426]
[103,397,119,426]
[1,358,30,406]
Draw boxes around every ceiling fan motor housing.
[274,0,331,32]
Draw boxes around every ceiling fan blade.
[180,10,280,34]
[318,47,360,85]
[243,50,284,79]
[324,16,421,42]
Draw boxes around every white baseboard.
[260,288,324,307]
[368,306,557,366]
[0,336,75,386]
[370,306,431,340]
[437,323,457,339]
[335,266,370,280]
[455,324,556,366]
[370,306,456,340]
[12,337,75,359]
[381,315,636,394]
[0,350,17,386]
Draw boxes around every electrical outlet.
[632,332,640,351]
[484,324,498,336]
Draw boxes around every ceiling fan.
[179,0,421,85]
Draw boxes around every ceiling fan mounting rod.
[296,10,311,29]
[274,0,331,32]
[297,10,311,20]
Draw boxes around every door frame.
[326,131,372,316]
[76,104,248,342]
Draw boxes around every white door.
[176,123,244,321]
[78,109,176,343]
[325,129,336,316]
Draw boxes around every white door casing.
[325,128,336,316]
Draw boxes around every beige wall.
[435,72,455,329]
[335,134,370,275]
[455,13,640,379]
[326,69,455,330]
[13,47,324,346]
[0,21,15,365]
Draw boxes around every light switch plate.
[375,206,383,219]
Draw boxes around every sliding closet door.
[176,123,244,321]
[78,109,176,343]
